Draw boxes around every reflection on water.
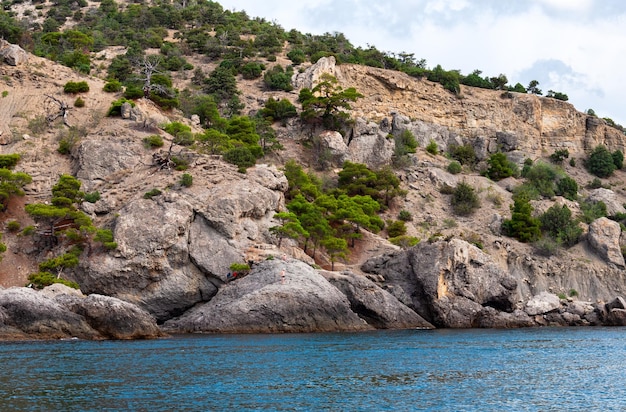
[1,328,625,411]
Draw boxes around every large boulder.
[323,270,434,329]
[292,56,339,89]
[55,293,163,339]
[524,292,561,316]
[587,188,626,217]
[587,217,625,268]
[163,259,372,333]
[362,239,518,328]
[0,40,29,66]
[0,287,161,340]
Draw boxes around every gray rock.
[0,40,29,66]
[292,56,339,90]
[55,294,162,339]
[606,296,626,311]
[474,307,534,328]
[587,188,626,217]
[0,287,98,340]
[587,217,625,268]
[362,239,518,327]
[323,270,434,329]
[318,130,349,166]
[524,292,561,316]
[163,259,371,333]
[120,102,132,119]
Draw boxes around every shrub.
[587,178,603,189]
[451,181,480,216]
[263,65,293,91]
[389,235,420,248]
[123,85,144,100]
[426,140,438,155]
[586,145,616,178]
[6,220,20,232]
[523,161,560,198]
[180,173,193,187]
[223,147,256,170]
[0,154,20,169]
[486,152,518,181]
[398,210,413,222]
[57,138,73,155]
[21,226,35,236]
[229,263,250,273]
[107,98,135,116]
[74,97,85,108]
[1,91,7,98]
[103,80,122,92]
[143,188,162,199]
[241,62,265,79]
[387,220,407,238]
[143,135,164,149]
[27,272,79,289]
[447,161,462,174]
[534,237,560,257]
[448,144,476,165]
[94,229,117,250]
[612,150,624,170]
[569,158,576,167]
[539,204,582,247]
[171,156,189,171]
[549,149,569,164]
[501,195,541,242]
[580,200,607,223]
[555,176,578,201]
[63,81,89,94]
[83,191,100,203]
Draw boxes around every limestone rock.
[292,56,339,90]
[323,270,434,329]
[120,102,132,119]
[587,188,626,217]
[318,130,349,166]
[362,239,518,327]
[0,287,98,340]
[587,217,625,268]
[74,138,144,188]
[0,40,29,66]
[55,294,163,339]
[524,292,561,316]
[163,259,371,333]
[347,130,395,169]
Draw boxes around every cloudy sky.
[218,0,626,126]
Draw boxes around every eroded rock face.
[587,188,626,217]
[163,259,371,333]
[323,270,434,329]
[587,217,625,268]
[362,239,518,328]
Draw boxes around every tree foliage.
[501,195,541,243]
[586,145,616,178]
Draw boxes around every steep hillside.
[2,13,626,334]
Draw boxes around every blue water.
[1,327,625,411]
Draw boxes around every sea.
[1,327,624,411]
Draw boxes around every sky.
[217,0,626,126]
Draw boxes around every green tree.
[260,97,297,123]
[263,65,294,91]
[321,236,347,271]
[0,168,32,211]
[486,152,518,181]
[555,176,578,201]
[299,73,363,130]
[527,80,542,95]
[270,212,309,247]
[501,195,541,242]
[586,145,616,178]
[539,204,582,247]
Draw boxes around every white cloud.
[533,0,594,12]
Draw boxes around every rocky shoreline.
[2,249,626,341]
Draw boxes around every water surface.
[1,327,625,411]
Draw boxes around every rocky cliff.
[2,47,626,339]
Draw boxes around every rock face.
[0,286,162,340]
[323,270,434,329]
[0,40,28,66]
[163,259,371,333]
[362,239,519,328]
[587,218,625,268]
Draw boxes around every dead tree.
[45,95,71,127]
